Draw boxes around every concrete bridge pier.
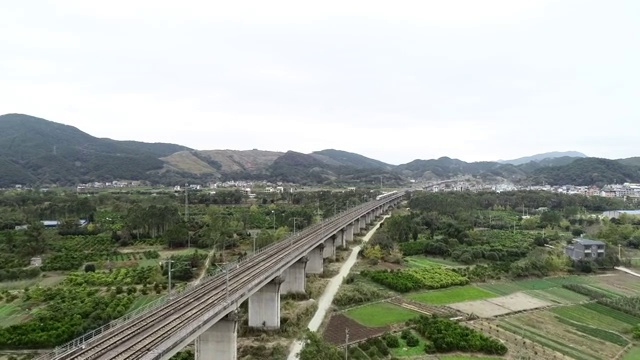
[358,216,366,233]
[248,277,283,330]
[280,257,307,294]
[195,311,237,360]
[306,244,324,274]
[335,229,345,248]
[323,237,335,259]
[344,224,354,242]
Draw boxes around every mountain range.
[1,114,639,188]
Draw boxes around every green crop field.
[345,302,419,327]
[405,256,462,267]
[408,286,497,305]
[525,287,589,304]
[0,303,30,328]
[479,276,592,296]
[550,304,639,332]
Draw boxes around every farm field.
[550,303,640,333]
[592,273,640,296]
[323,314,390,345]
[405,256,463,267]
[478,276,590,296]
[407,285,497,305]
[0,303,30,328]
[622,346,640,360]
[345,302,420,327]
[500,310,628,360]
[524,287,589,304]
[449,292,550,318]
[0,272,66,290]
[468,320,572,360]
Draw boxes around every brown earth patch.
[322,314,389,345]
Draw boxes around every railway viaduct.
[37,191,405,360]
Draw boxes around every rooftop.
[573,238,605,246]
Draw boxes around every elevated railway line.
[36,192,404,360]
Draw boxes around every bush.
[382,333,400,348]
[400,329,411,340]
[84,263,96,272]
[410,315,507,355]
[361,267,468,293]
[405,333,420,347]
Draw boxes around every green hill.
[0,114,190,187]
[310,149,393,170]
[529,158,640,186]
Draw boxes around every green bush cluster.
[410,315,507,355]
[63,267,159,287]
[361,267,468,293]
[0,287,137,349]
[0,266,41,282]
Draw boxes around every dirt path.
[286,215,389,360]
[615,266,640,278]
[193,248,217,285]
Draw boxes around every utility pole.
[344,328,349,360]
[160,260,174,297]
[184,183,189,222]
[271,210,276,232]
[619,244,622,260]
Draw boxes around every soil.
[322,314,390,345]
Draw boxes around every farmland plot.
[449,292,551,318]
[501,311,626,360]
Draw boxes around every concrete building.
[565,238,606,261]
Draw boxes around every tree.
[299,332,342,360]
[165,222,189,248]
[24,222,46,256]
[363,245,383,260]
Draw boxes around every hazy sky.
[1,1,638,164]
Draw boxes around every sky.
[1,1,639,165]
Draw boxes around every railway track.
[38,194,403,360]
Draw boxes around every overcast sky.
[1,1,638,164]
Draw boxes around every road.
[286,215,389,360]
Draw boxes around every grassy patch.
[623,346,640,360]
[405,256,462,267]
[0,303,31,328]
[128,295,161,311]
[345,302,419,327]
[408,286,496,305]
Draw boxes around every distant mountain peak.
[498,151,587,165]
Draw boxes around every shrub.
[383,333,400,348]
[405,333,420,347]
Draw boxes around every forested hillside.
[0,114,190,187]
